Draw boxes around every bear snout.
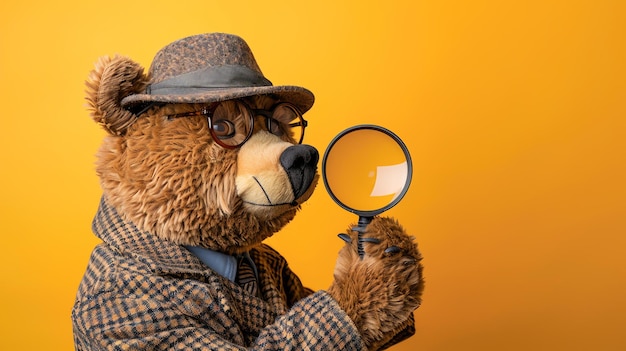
[236,132,319,218]
[279,145,319,199]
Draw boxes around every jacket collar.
[92,197,288,335]
[92,196,211,276]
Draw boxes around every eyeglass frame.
[164,100,308,149]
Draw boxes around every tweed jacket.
[72,198,367,350]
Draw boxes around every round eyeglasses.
[166,100,308,149]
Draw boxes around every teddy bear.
[71,33,424,350]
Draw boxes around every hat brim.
[121,85,315,114]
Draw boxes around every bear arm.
[72,290,365,351]
[255,291,366,350]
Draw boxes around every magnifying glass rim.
[322,124,413,218]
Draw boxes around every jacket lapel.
[92,197,287,342]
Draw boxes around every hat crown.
[149,33,263,85]
[119,32,314,114]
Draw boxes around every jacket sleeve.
[72,289,365,351]
[273,245,414,351]
[255,291,366,350]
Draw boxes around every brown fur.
[96,102,311,253]
[85,55,150,136]
[327,217,424,349]
[86,56,313,253]
[87,54,422,349]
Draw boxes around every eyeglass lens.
[209,101,253,148]
[208,101,305,148]
[269,103,306,144]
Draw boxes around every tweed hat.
[121,33,314,113]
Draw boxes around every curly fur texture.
[86,50,421,348]
[84,54,317,254]
[328,217,424,349]
[85,56,150,135]
[94,95,312,253]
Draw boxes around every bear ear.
[85,55,150,136]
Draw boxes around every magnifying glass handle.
[352,216,376,259]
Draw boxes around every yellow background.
[1,1,624,350]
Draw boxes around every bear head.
[85,33,318,254]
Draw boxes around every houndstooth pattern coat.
[71,198,367,350]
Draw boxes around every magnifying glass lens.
[324,128,409,213]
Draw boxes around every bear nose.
[279,145,319,199]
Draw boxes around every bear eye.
[265,117,285,137]
[211,119,236,139]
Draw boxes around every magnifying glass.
[322,124,413,258]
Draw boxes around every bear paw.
[327,216,424,349]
